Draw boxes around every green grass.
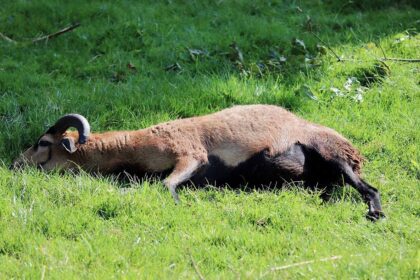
[1,0,419,278]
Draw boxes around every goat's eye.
[38,140,52,147]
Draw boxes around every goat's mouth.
[10,161,51,172]
[9,157,45,171]
[37,159,50,170]
[10,160,27,170]
[37,163,45,170]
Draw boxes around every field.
[0,0,419,278]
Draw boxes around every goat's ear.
[60,138,77,154]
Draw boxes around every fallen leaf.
[165,62,182,72]
[330,87,344,97]
[299,84,318,101]
[188,48,209,61]
[127,62,137,71]
[229,42,244,63]
[316,43,327,55]
[291,38,307,55]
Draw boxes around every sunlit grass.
[0,1,419,278]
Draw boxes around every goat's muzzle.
[10,161,23,170]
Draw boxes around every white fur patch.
[210,144,251,167]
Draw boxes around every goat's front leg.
[164,157,205,204]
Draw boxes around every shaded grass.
[0,0,419,278]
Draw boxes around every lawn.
[0,0,419,278]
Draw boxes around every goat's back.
[149,105,363,173]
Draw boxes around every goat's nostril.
[10,160,26,170]
[9,162,21,170]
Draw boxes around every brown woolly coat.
[66,105,363,175]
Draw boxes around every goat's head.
[11,114,90,171]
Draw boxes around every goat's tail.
[309,130,364,175]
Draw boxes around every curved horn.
[46,114,90,144]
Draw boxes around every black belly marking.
[190,145,307,188]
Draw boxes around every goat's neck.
[70,130,149,171]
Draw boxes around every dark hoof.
[366,210,386,222]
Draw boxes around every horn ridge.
[47,114,90,144]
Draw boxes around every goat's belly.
[209,144,253,167]
[191,145,305,187]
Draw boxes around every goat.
[11,105,384,220]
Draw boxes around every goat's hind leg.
[341,163,385,221]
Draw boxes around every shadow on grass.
[110,169,364,207]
